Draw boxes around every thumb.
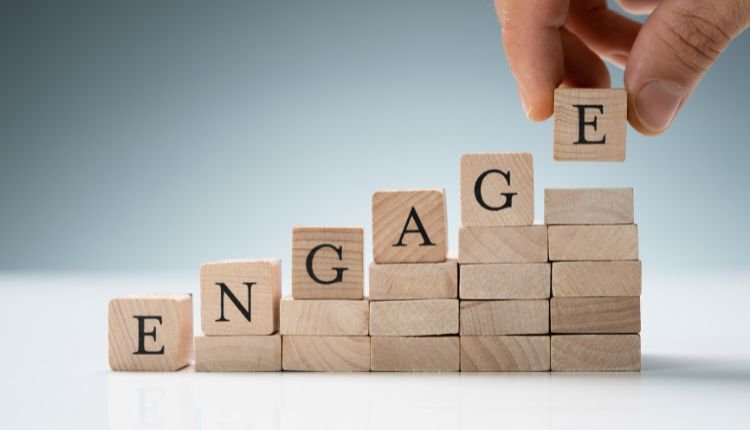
[625,0,750,135]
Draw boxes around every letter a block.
[460,153,534,226]
[108,294,193,371]
[200,260,281,335]
[372,189,447,263]
[554,88,627,162]
[292,227,364,300]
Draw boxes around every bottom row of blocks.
[194,335,641,372]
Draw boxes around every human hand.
[496,0,750,135]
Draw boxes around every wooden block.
[458,226,548,264]
[372,189,447,264]
[369,299,458,336]
[548,225,638,261]
[460,153,534,226]
[551,297,640,334]
[280,298,369,335]
[292,227,364,300]
[553,88,627,162]
[108,294,193,371]
[201,260,281,335]
[371,336,460,372]
[544,188,634,225]
[460,263,550,299]
[460,300,549,335]
[461,336,550,372]
[551,335,641,371]
[282,336,370,372]
[368,260,457,300]
[194,334,281,372]
[553,261,642,297]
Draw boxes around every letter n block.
[554,88,627,162]
[108,294,193,371]
[292,227,364,299]
[460,152,534,226]
[200,260,281,335]
[372,189,447,263]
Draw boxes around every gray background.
[1,0,748,277]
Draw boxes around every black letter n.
[215,282,255,322]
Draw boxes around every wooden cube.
[280,298,369,336]
[553,88,627,162]
[371,336,460,372]
[369,260,457,300]
[460,300,549,335]
[369,299,458,336]
[194,334,281,372]
[292,227,364,300]
[551,335,641,371]
[460,153,534,226]
[201,260,281,335]
[460,336,550,372]
[553,261,642,297]
[548,225,638,261]
[460,263,550,299]
[544,188,634,225]
[108,294,193,371]
[282,336,370,372]
[458,226,548,264]
[551,297,640,334]
[372,189,447,264]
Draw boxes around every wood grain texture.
[372,189,447,263]
[280,298,369,335]
[282,336,370,372]
[554,88,627,162]
[551,297,641,334]
[369,260,457,300]
[552,261,642,297]
[461,336,550,372]
[201,260,281,335]
[551,334,641,371]
[458,226,548,264]
[369,299,458,336]
[460,300,549,335]
[459,263,550,299]
[548,225,638,261]
[108,295,193,371]
[292,227,364,300]
[460,152,534,226]
[370,336,460,372]
[544,188,633,225]
[194,334,281,372]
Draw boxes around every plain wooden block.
[460,153,534,226]
[459,263,550,299]
[280,298,369,335]
[369,299,458,336]
[282,336,370,372]
[553,261,642,297]
[372,189,447,264]
[201,260,281,335]
[544,188,634,225]
[551,335,641,371]
[292,227,364,300]
[108,294,193,371]
[460,300,549,335]
[461,336,550,372]
[553,88,627,162]
[194,334,281,372]
[458,226,548,264]
[551,297,641,334]
[548,225,638,261]
[371,336,460,372]
[368,260,457,300]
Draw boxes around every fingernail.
[635,80,685,133]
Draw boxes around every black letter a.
[393,206,436,247]
[215,282,255,322]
